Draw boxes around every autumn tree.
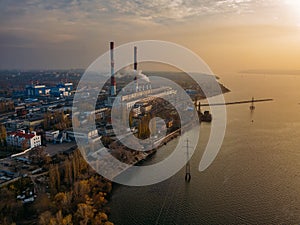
[128,110,134,128]
[34,193,54,215]
[49,164,61,195]
[39,210,73,225]
[138,113,152,139]
[75,203,95,225]
[38,149,114,225]
[93,212,109,225]
[93,192,107,209]
[0,123,7,146]
[29,146,51,166]
[63,160,73,186]
[43,110,72,131]
[74,180,90,204]
[39,211,52,225]
[0,188,23,224]
[54,192,68,211]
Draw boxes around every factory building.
[106,42,177,109]
[25,82,73,97]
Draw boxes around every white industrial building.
[6,130,41,150]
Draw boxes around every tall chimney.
[134,46,138,71]
[110,41,116,96]
[134,46,138,92]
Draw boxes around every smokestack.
[110,41,116,96]
[134,46,138,92]
[134,46,138,71]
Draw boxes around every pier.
[199,98,273,107]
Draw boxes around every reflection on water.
[109,74,300,224]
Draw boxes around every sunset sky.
[0,0,300,74]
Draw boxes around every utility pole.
[185,139,192,182]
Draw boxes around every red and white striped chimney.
[110,41,116,96]
[134,46,138,71]
[134,46,138,92]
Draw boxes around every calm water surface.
[109,74,300,224]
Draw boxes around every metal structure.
[134,46,138,92]
[196,97,273,112]
[185,139,192,182]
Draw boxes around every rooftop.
[7,131,36,139]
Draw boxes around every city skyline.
[0,0,300,74]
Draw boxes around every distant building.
[66,128,101,144]
[6,130,41,150]
[104,124,114,136]
[50,83,73,97]
[83,108,108,120]
[15,104,27,116]
[45,130,60,142]
[0,97,15,113]
[108,86,177,110]
[25,83,73,98]
[24,116,44,128]
[4,119,25,132]
[26,85,48,97]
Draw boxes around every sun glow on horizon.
[284,0,300,26]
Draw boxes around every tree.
[49,164,60,195]
[93,212,108,225]
[104,222,114,225]
[34,193,54,214]
[93,192,107,209]
[0,188,23,224]
[128,110,134,128]
[0,123,7,140]
[29,146,50,166]
[53,192,72,215]
[39,210,73,225]
[61,214,73,225]
[0,124,6,147]
[55,164,61,190]
[1,217,17,225]
[54,192,67,211]
[138,114,151,139]
[75,203,94,225]
[64,160,73,186]
[74,180,90,204]
[39,211,52,225]
[38,148,114,225]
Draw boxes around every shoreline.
[110,128,181,181]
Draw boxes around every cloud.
[0,0,278,24]
[0,0,287,69]
[99,0,276,22]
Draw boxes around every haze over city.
[0,0,300,73]
[2,1,300,225]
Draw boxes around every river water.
[109,73,300,224]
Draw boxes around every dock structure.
[195,98,273,121]
[198,98,273,107]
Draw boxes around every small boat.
[199,110,212,122]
